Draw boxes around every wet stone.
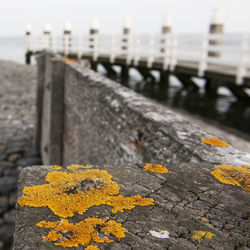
[3,168,20,177]
[0,177,18,194]
[0,154,7,161]
[23,148,39,158]
[16,157,41,167]
[0,197,8,215]
[0,161,14,169]
[0,224,15,243]
[3,209,16,224]
[8,154,21,163]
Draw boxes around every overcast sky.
[0,0,250,36]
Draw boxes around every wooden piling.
[208,9,224,58]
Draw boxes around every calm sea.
[0,36,249,137]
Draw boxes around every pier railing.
[26,32,250,84]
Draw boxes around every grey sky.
[0,0,250,36]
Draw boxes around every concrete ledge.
[14,164,249,249]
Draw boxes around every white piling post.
[77,36,83,60]
[198,35,209,77]
[89,18,99,61]
[208,8,224,58]
[236,35,248,85]
[122,16,132,64]
[133,36,141,66]
[161,12,173,69]
[25,23,32,52]
[170,34,178,71]
[63,21,72,57]
[147,35,155,68]
[43,23,51,49]
[52,36,58,53]
[110,35,117,63]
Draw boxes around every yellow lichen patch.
[51,165,62,171]
[37,218,126,248]
[201,137,229,147]
[84,245,100,250]
[192,231,215,243]
[211,165,250,193]
[67,164,92,172]
[241,164,250,169]
[143,164,168,174]
[196,216,209,223]
[61,58,76,64]
[18,168,154,218]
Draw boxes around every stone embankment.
[0,61,41,249]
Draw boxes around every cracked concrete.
[14,164,249,250]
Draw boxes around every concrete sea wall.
[35,51,250,167]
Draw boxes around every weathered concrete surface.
[14,164,249,250]
[62,63,250,167]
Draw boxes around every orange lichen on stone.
[37,218,126,248]
[144,164,168,174]
[18,168,154,218]
[51,165,62,171]
[201,137,229,147]
[241,164,250,169]
[67,164,92,172]
[192,231,215,243]
[61,58,76,63]
[84,245,100,250]
[211,165,250,193]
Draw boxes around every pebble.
[0,60,40,249]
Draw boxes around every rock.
[3,209,16,224]
[23,149,39,158]
[0,154,7,161]
[0,177,18,194]
[0,224,15,243]
[16,157,41,167]
[3,168,20,177]
[0,161,14,169]
[8,192,17,208]
[0,197,8,215]
[8,154,21,163]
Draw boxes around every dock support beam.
[91,61,98,71]
[160,71,170,87]
[121,65,129,85]
[102,63,117,78]
[205,78,218,97]
[175,73,198,91]
[25,51,32,64]
[136,67,155,82]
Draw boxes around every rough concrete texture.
[62,63,250,167]
[14,164,249,250]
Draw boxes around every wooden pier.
[25,11,250,101]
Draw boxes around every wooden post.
[25,23,32,64]
[208,8,224,57]
[43,23,52,49]
[63,21,72,57]
[121,16,132,81]
[121,16,132,64]
[49,59,65,165]
[89,18,99,62]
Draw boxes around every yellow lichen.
[18,168,154,218]
[143,164,168,174]
[51,165,62,171]
[201,137,229,147]
[67,164,92,172]
[84,245,100,250]
[211,165,250,193]
[241,164,250,169]
[192,231,215,243]
[37,218,125,248]
[61,58,76,63]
